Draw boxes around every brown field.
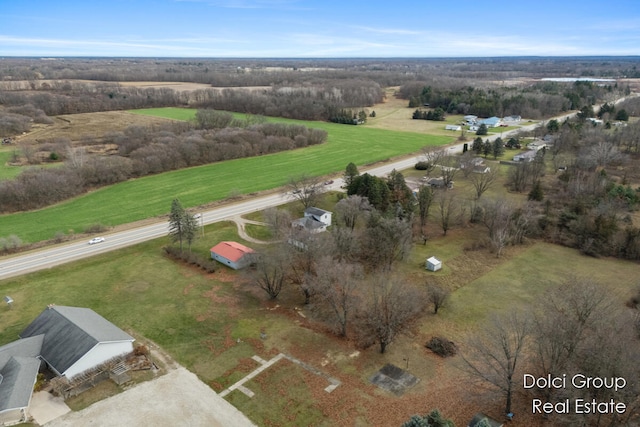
[17,111,174,144]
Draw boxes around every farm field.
[0,108,453,243]
[0,215,637,426]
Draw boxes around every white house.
[20,305,135,379]
[502,115,521,124]
[292,207,332,233]
[464,115,478,124]
[445,124,461,131]
[426,256,442,272]
[513,150,537,162]
[527,141,547,151]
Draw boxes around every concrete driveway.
[30,391,71,425]
[44,368,256,427]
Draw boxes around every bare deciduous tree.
[416,184,434,229]
[480,198,516,257]
[436,192,458,236]
[356,275,425,353]
[469,167,498,200]
[462,310,530,415]
[361,213,413,271]
[420,146,446,177]
[426,283,450,314]
[264,207,293,239]
[287,174,324,209]
[329,226,361,263]
[334,195,371,230]
[309,256,363,337]
[438,155,459,189]
[285,230,328,304]
[250,249,289,299]
[531,277,613,389]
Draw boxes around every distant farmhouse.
[502,115,521,124]
[478,116,502,128]
[464,115,478,125]
[445,124,462,131]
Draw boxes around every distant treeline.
[399,80,629,119]
[189,80,383,121]
[2,57,639,86]
[0,113,327,213]
[0,79,383,125]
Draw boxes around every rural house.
[502,115,521,124]
[0,306,134,426]
[512,150,537,162]
[464,115,478,124]
[20,305,135,379]
[478,116,502,128]
[445,124,462,131]
[292,207,332,234]
[424,177,453,189]
[210,241,255,270]
[0,336,43,426]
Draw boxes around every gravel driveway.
[45,367,256,427]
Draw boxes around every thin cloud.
[176,0,304,9]
[352,26,423,36]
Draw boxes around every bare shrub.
[426,336,457,357]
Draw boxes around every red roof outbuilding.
[210,241,254,263]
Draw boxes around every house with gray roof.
[21,305,135,379]
[291,207,332,234]
[0,336,43,426]
[0,306,134,425]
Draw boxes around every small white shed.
[426,256,442,272]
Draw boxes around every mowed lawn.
[0,108,453,243]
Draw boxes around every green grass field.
[0,150,19,180]
[0,108,452,243]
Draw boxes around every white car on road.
[88,237,105,245]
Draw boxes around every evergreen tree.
[492,137,505,159]
[472,137,483,154]
[169,198,187,252]
[168,198,199,253]
[183,213,199,252]
[348,173,390,212]
[482,140,492,158]
[615,109,629,121]
[344,162,360,189]
[546,119,560,133]
[476,123,488,136]
[528,180,544,201]
[387,169,414,218]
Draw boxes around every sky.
[2,0,640,58]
